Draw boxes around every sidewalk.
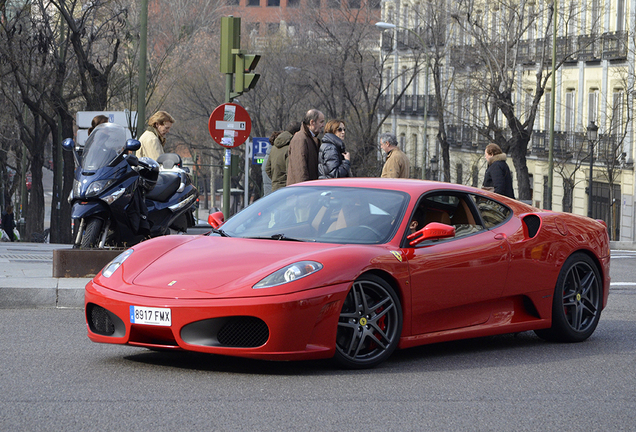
[0,242,90,309]
[1,239,634,309]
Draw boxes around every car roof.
[292,178,484,197]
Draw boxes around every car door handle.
[494,233,507,240]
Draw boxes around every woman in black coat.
[318,119,351,179]
[483,143,515,199]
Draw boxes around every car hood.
[101,235,365,299]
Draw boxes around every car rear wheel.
[334,274,402,369]
[535,252,602,342]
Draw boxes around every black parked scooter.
[63,122,198,249]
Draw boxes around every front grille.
[89,304,115,335]
[217,316,269,348]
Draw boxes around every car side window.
[408,192,484,243]
[471,195,511,229]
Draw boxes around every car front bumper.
[85,279,351,361]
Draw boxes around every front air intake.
[218,316,269,348]
[86,303,126,337]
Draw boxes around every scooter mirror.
[62,138,75,151]
[125,139,141,152]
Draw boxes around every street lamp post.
[376,21,429,179]
[546,0,558,210]
[375,22,399,137]
[587,121,599,218]
[430,155,439,181]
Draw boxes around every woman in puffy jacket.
[318,119,351,178]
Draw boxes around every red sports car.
[85,178,610,368]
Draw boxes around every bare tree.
[449,0,596,201]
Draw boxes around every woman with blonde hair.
[138,111,175,160]
[318,119,351,178]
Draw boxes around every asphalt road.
[1,252,635,431]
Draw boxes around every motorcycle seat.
[145,172,181,202]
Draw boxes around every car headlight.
[102,249,134,278]
[253,261,323,289]
[85,179,115,197]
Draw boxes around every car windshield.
[218,186,409,244]
[82,123,127,171]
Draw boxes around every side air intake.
[522,214,541,239]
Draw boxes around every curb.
[0,277,90,309]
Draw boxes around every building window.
[267,0,280,5]
[226,0,239,5]
[611,90,625,140]
[565,90,575,132]
[591,0,599,33]
[328,0,339,8]
[369,0,381,10]
[247,0,259,6]
[308,0,320,7]
[617,0,626,32]
[268,23,279,34]
[348,0,360,8]
[588,90,598,124]
[287,0,300,6]
[456,164,463,185]
[544,90,551,131]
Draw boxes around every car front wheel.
[535,252,602,342]
[334,274,402,369]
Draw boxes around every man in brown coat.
[286,109,325,186]
[380,133,410,178]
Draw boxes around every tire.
[535,252,602,342]
[80,218,103,249]
[334,274,403,369]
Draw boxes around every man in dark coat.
[286,109,325,186]
[483,143,515,199]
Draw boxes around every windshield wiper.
[209,228,230,237]
[248,233,310,242]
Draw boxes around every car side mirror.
[407,222,456,246]
[208,211,224,228]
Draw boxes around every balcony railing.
[379,94,437,117]
[448,32,626,68]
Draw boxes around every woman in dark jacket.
[318,119,351,179]
[483,143,515,199]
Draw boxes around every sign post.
[208,103,252,219]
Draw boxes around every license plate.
[129,306,171,326]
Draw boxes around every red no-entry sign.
[208,103,252,148]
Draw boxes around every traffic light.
[220,17,240,74]
[233,51,260,95]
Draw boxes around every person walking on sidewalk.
[482,143,515,199]
[379,133,410,179]
[1,204,17,242]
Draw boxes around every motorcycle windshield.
[82,123,128,171]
